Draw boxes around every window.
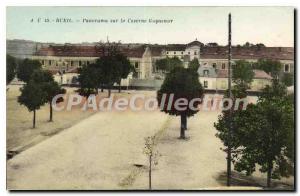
[284,64,290,72]
[133,72,138,78]
[53,61,57,66]
[204,81,208,88]
[181,52,184,54]
[79,61,82,67]
[166,51,169,54]
[135,62,139,69]
[174,52,176,55]
[203,70,209,76]
[212,63,216,68]
[221,81,226,89]
[222,63,226,69]
[188,52,190,55]
[194,51,197,55]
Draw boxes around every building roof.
[149,46,164,57]
[165,44,186,51]
[35,43,294,61]
[164,40,203,51]
[121,47,146,58]
[151,43,293,60]
[35,45,146,58]
[253,69,273,79]
[187,40,203,47]
[216,69,272,79]
[201,46,294,60]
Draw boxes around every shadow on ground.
[215,171,294,190]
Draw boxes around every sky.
[6,6,294,46]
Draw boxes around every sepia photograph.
[5,6,295,191]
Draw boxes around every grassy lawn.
[7,85,97,153]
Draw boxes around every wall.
[54,73,79,85]
[129,78,163,89]
[199,77,217,90]
[164,45,201,61]
[214,77,272,91]
[141,47,153,79]
[31,56,97,71]
[200,58,294,76]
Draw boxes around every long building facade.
[7,39,294,91]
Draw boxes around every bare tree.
[143,136,160,190]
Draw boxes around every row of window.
[203,62,226,69]
[205,62,291,73]
[202,80,265,89]
[41,59,141,71]
[166,51,198,55]
[41,60,92,67]
[40,59,291,73]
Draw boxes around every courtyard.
[6,86,294,190]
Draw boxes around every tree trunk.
[49,102,53,122]
[149,155,152,190]
[33,109,36,128]
[108,86,111,97]
[101,84,104,92]
[227,146,231,186]
[183,114,187,130]
[180,114,186,139]
[118,81,121,93]
[267,161,272,188]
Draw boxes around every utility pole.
[227,13,232,187]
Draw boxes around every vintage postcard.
[6,6,295,190]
